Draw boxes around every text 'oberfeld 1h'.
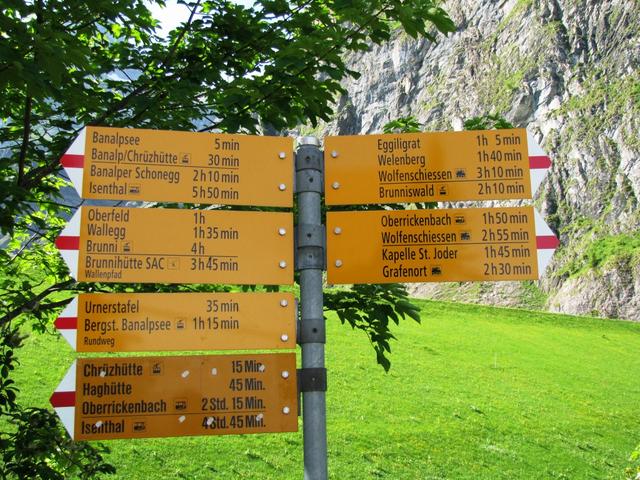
[55,207,293,285]
[324,129,551,205]
[60,126,293,207]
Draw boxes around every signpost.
[324,129,551,205]
[49,353,298,441]
[49,128,559,480]
[55,206,293,285]
[326,206,558,284]
[55,292,296,352]
[60,126,293,207]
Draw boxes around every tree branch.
[134,96,168,124]
[37,298,76,312]
[17,96,33,186]
[159,0,201,70]
[0,279,76,328]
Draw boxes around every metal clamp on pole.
[296,169,323,194]
[295,224,326,270]
[295,137,327,480]
[297,224,325,248]
[297,318,326,344]
[296,141,324,174]
[297,368,328,393]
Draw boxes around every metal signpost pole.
[295,137,328,480]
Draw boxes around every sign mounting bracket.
[297,368,328,393]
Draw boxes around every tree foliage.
[1,0,454,477]
[324,283,421,371]
[463,113,514,130]
[382,115,424,133]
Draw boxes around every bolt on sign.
[55,292,296,353]
[55,207,293,285]
[49,353,297,440]
[60,126,293,207]
[324,129,551,205]
[327,206,559,284]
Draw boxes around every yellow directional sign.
[325,129,532,205]
[51,353,298,440]
[55,292,296,352]
[327,207,540,284]
[61,126,293,207]
[56,207,293,285]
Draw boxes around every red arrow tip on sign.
[59,128,86,197]
[54,316,78,330]
[54,318,78,350]
[54,298,78,350]
[50,361,77,439]
[55,210,81,278]
[55,236,80,250]
[529,155,552,169]
[536,235,560,249]
[527,132,552,195]
[534,210,559,275]
[50,390,76,408]
[60,154,85,168]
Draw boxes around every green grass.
[11,300,640,479]
[557,231,640,278]
[578,232,640,272]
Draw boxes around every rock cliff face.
[317,0,640,320]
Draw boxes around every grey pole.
[295,137,327,480]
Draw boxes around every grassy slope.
[13,300,640,479]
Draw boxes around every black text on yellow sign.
[62,126,293,207]
[72,207,293,285]
[326,207,540,284]
[324,129,532,205]
[68,354,298,440]
[58,292,296,352]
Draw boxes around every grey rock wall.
[317,0,640,320]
